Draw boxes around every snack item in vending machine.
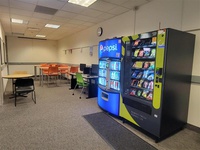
[136,89,143,97]
[137,80,144,87]
[142,80,149,88]
[147,73,154,81]
[134,49,140,57]
[142,70,149,79]
[151,37,157,45]
[130,89,137,96]
[133,39,140,46]
[148,81,154,90]
[143,62,150,69]
[150,49,156,57]
[142,90,148,98]
[131,79,138,86]
[136,71,143,79]
[133,61,143,68]
[138,49,144,57]
[149,62,155,70]
[131,70,140,78]
[147,92,153,100]
[143,48,151,57]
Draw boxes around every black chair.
[14,78,36,106]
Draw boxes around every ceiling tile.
[101,0,129,5]
[74,15,93,22]
[28,21,45,28]
[90,1,116,12]
[108,6,129,15]
[68,19,85,25]
[32,12,53,20]
[15,0,38,5]
[81,9,104,17]
[61,3,86,13]
[97,13,115,20]
[0,0,9,6]
[82,22,95,27]
[37,0,67,9]
[29,17,50,23]
[10,8,34,17]
[9,0,36,11]
[0,6,9,13]
[121,0,149,9]
[55,10,77,19]
[51,16,70,23]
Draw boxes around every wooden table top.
[2,74,33,79]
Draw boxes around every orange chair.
[59,64,69,79]
[46,65,59,86]
[66,66,78,83]
[40,63,49,83]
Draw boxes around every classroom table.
[2,73,33,98]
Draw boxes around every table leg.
[34,66,37,80]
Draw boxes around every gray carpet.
[1,79,200,150]
[83,112,157,150]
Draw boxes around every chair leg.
[79,87,85,99]
[72,84,78,95]
[15,93,17,107]
[32,91,36,104]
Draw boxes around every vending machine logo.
[99,44,118,52]
[99,38,121,58]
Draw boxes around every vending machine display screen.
[99,77,106,86]
[110,71,120,81]
[99,60,107,69]
[110,61,121,71]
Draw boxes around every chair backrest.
[70,66,78,73]
[48,65,59,75]
[15,78,34,88]
[40,63,49,67]
[76,73,84,85]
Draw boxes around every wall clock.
[97,27,103,37]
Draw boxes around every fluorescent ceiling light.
[45,24,60,28]
[11,18,28,24]
[36,35,46,38]
[68,0,97,7]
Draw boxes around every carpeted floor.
[0,79,200,150]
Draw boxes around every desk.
[82,75,98,99]
[69,72,77,90]
[2,74,33,79]
[39,67,49,86]
[34,65,40,80]
[70,73,98,99]
[2,73,33,98]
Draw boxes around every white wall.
[7,36,58,75]
[58,0,200,128]
[0,21,6,105]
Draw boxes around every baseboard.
[186,123,200,134]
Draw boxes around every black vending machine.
[120,28,195,141]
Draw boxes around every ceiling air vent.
[34,5,58,15]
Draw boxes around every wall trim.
[186,123,200,134]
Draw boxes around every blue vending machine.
[97,38,122,116]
